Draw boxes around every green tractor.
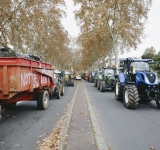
[97,67,116,92]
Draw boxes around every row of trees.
[0,0,73,69]
[141,46,160,71]
[73,0,153,71]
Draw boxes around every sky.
[62,0,160,58]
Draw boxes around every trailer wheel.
[4,102,17,109]
[115,79,123,101]
[37,90,49,110]
[123,85,139,109]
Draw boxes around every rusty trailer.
[0,57,56,118]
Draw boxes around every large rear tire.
[115,79,123,101]
[97,81,100,90]
[37,90,49,110]
[71,79,74,87]
[61,83,64,96]
[100,81,105,92]
[57,88,61,99]
[123,85,139,109]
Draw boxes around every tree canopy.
[73,0,153,70]
[0,0,72,69]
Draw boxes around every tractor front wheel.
[123,85,139,109]
[115,79,123,101]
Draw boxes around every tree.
[0,0,72,69]
[141,46,156,59]
[73,0,153,69]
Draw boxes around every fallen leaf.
[13,116,16,118]
[1,142,4,144]
[15,144,20,147]
[150,147,155,150]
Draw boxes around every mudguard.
[118,73,126,84]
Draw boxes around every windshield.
[104,69,114,75]
[131,62,150,72]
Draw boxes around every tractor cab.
[120,58,152,83]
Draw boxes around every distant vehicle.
[98,67,116,91]
[76,74,81,80]
[89,71,95,83]
[53,70,65,98]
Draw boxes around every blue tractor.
[115,58,159,109]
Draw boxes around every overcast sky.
[62,0,160,58]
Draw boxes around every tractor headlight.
[144,76,150,84]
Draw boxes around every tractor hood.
[135,71,158,85]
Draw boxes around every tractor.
[98,67,116,92]
[115,57,160,109]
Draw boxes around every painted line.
[58,83,79,150]
[139,104,155,111]
[83,82,108,150]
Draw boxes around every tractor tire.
[71,79,74,87]
[100,81,105,92]
[97,81,100,90]
[61,83,64,96]
[94,80,97,87]
[4,102,17,109]
[37,90,49,110]
[57,88,61,99]
[123,85,140,109]
[115,79,123,101]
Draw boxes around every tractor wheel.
[61,83,64,96]
[4,102,17,109]
[94,80,97,87]
[115,79,123,101]
[123,85,139,109]
[37,90,49,110]
[100,81,105,92]
[57,88,61,99]
[156,99,160,108]
[71,79,74,87]
[97,81,100,90]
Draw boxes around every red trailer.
[0,57,56,118]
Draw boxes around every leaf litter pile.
[37,104,70,150]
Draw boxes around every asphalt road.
[84,80,160,150]
[0,85,76,150]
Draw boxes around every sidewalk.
[64,81,96,150]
